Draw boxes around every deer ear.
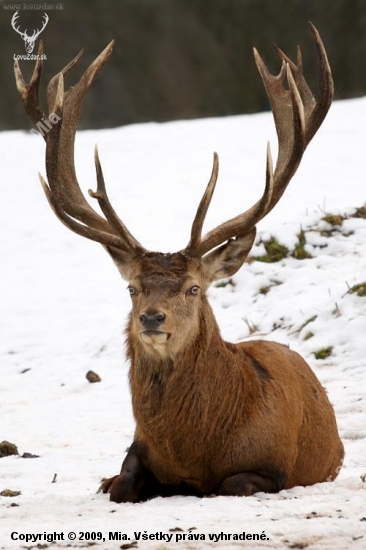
[202,227,256,283]
[105,246,133,280]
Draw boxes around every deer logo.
[11,10,49,54]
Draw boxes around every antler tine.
[14,40,46,128]
[38,172,129,251]
[89,145,147,253]
[46,46,84,113]
[306,22,334,142]
[272,22,333,144]
[184,143,275,257]
[184,23,332,258]
[184,152,219,255]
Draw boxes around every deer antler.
[15,24,332,269]
[11,11,26,39]
[14,40,146,261]
[33,12,49,41]
[11,11,49,42]
[184,22,333,258]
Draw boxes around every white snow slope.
[1,96,366,550]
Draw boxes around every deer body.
[130,340,341,495]
[105,251,343,501]
[15,24,344,503]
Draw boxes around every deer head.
[12,11,48,54]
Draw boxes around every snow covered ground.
[1,95,366,549]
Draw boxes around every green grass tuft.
[352,205,366,219]
[215,278,235,289]
[348,282,366,297]
[259,286,270,295]
[298,315,317,332]
[255,238,289,263]
[313,346,333,360]
[322,214,345,226]
[292,229,312,260]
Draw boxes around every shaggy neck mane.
[126,296,227,374]
[125,295,252,443]
[126,298,251,456]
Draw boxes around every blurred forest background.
[1,0,366,130]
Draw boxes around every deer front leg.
[217,470,287,497]
[99,442,158,503]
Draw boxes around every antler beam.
[184,22,333,258]
[15,40,146,258]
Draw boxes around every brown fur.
[100,252,344,502]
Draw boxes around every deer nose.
[139,312,166,330]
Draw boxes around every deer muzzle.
[139,312,169,344]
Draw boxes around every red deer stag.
[15,24,344,503]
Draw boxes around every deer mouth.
[140,331,170,345]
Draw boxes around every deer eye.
[128,286,137,296]
[188,285,200,296]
